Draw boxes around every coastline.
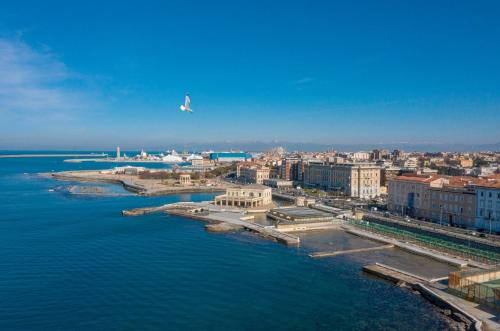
[0,153,107,158]
[63,158,176,163]
[40,171,498,330]
[42,170,227,196]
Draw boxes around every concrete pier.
[363,263,424,286]
[122,202,209,216]
[165,208,300,246]
[309,244,394,258]
[362,263,486,331]
[343,225,471,268]
[123,201,300,246]
[122,204,175,216]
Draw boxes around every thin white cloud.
[292,77,314,85]
[0,38,97,114]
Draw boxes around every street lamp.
[439,204,443,227]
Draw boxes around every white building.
[403,157,418,169]
[214,185,273,208]
[111,166,146,175]
[351,151,370,161]
[471,166,499,177]
[475,178,500,233]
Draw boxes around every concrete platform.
[268,207,334,222]
[164,207,301,246]
[343,225,471,268]
[363,263,489,331]
[363,263,425,286]
[310,244,394,258]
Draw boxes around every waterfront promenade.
[122,202,300,246]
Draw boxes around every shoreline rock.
[205,222,244,233]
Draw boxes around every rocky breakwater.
[205,222,244,233]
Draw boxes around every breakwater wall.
[363,263,483,331]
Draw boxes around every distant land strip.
[0,154,107,158]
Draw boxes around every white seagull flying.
[180,94,193,113]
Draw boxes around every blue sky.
[0,1,499,150]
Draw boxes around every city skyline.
[1,1,500,149]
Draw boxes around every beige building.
[191,158,214,172]
[179,174,191,186]
[387,175,438,218]
[237,163,270,184]
[388,175,478,227]
[447,157,474,168]
[303,163,381,199]
[214,184,272,208]
[429,180,476,228]
[460,158,474,168]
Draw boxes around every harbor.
[42,164,500,330]
[119,198,499,330]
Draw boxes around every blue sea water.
[0,155,452,330]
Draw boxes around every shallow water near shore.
[0,155,456,330]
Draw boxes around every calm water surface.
[0,155,454,330]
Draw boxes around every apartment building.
[237,163,270,184]
[387,175,439,219]
[429,177,477,228]
[475,177,500,233]
[303,163,381,199]
[388,174,498,230]
[280,158,304,181]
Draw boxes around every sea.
[0,152,456,330]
